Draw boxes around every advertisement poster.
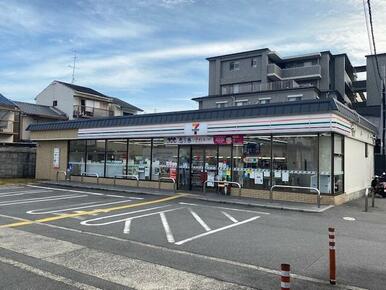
[282,170,289,182]
[169,168,177,180]
[207,172,215,187]
[53,147,60,169]
[254,171,264,185]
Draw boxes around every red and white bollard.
[280,263,290,290]
[329,227,336,285]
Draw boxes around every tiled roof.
[111,97,143,112]
[14,101,67,119]
[27,98,377,133]
[0,93,16,108]
[55,81,110,99]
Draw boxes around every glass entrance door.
[191,146,206,191]
[177,146,191,191]
[177,145,219,192]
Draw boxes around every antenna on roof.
[68,50,77,84]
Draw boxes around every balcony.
[267,64,322,80]
[73,105,114,119]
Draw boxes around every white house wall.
[35,82,74,119]
[344,136,374,195]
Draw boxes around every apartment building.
[0,93,20,143]
[36,81,142,120]
[193,48,365,109]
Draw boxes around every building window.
[68,140,86,175]
[333,134,344,194]
[53,100,58,107]
[365,143,368,158]
[235,99,249,106]
[233,136,272,190]
[319,133,332,193]
[251,58,257,67]
[86,140,106,177]
[229,61,240,71]
[288,95,302,102]
[233,84,240,94]
[216,101,228,108]
[105,139,128,178]
[151,139,178,181]
[128,139,152,180]
[258,98,271,104]
[272,135,318,190]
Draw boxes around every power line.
[367,0,383,81]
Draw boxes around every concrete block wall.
[0,144,36,178]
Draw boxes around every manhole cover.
[343,217,356,221]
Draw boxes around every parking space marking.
[27,200,134,215]
[0,194,186,229]
[221,211,238,223]
[81,205,173,226]
[179,202,270,215]
[160,212,175,243]
[0,194,87,206]
[189,209,211,232]
[27,185,144,199]
[175,216,260,245]
[123,219,131,234]
[0,190,53,197]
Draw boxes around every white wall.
[344,136,374,195]
[36,82,73,119]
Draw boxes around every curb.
[41,182,333,213]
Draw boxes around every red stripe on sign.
[328,227,335,232]
[329,235,335,239]
[281,276,290,283]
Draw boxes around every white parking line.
[81,205,172,226]
[27,200,134,215]
[221,211,238,223]
[0,190,52,197]
[160,212,175,243]
[27,185,144,199]
[189,209,211,232]
[175,216,260,245]
[0,194,87,206]
[123,219,131,234]
[179,202,270,215]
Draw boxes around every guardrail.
[113,174,139,187]
[270,185,321,208]
[203,180,242,196]
[158,177,176,192]
[81,172,100,184]
[56,171,67,182]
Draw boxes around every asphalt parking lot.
[0,184,385,290]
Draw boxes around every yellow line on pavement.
[0,194,186,229]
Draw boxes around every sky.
[1,0,386,113]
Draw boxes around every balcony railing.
[73,105,114,119]
[267,64,322,80]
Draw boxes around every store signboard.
[53,147,60,169]
[214,135,244,145]
[184,122,208,136]
[165,136,214,145]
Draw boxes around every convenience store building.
[28,98,376,205]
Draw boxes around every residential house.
[35,81,142,120]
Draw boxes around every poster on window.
[254,171,264,185]
[282,170,289,182]
[207,172,215,187]
[53,147,60,169]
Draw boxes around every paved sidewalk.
[40,180,334,213]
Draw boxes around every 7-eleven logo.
[192,122,200,135]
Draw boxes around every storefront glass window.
[218,146,232,181]
[233,136,271,189]
[68,140,86,175]
[333,134,344,194]
[105,139,128,178]
[319,134,332,194]
[151,139,178,181]
[272,135,318,189]
[128,139,151,180]
[86,140,106,177]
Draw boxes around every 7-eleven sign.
[184,122,208,136]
